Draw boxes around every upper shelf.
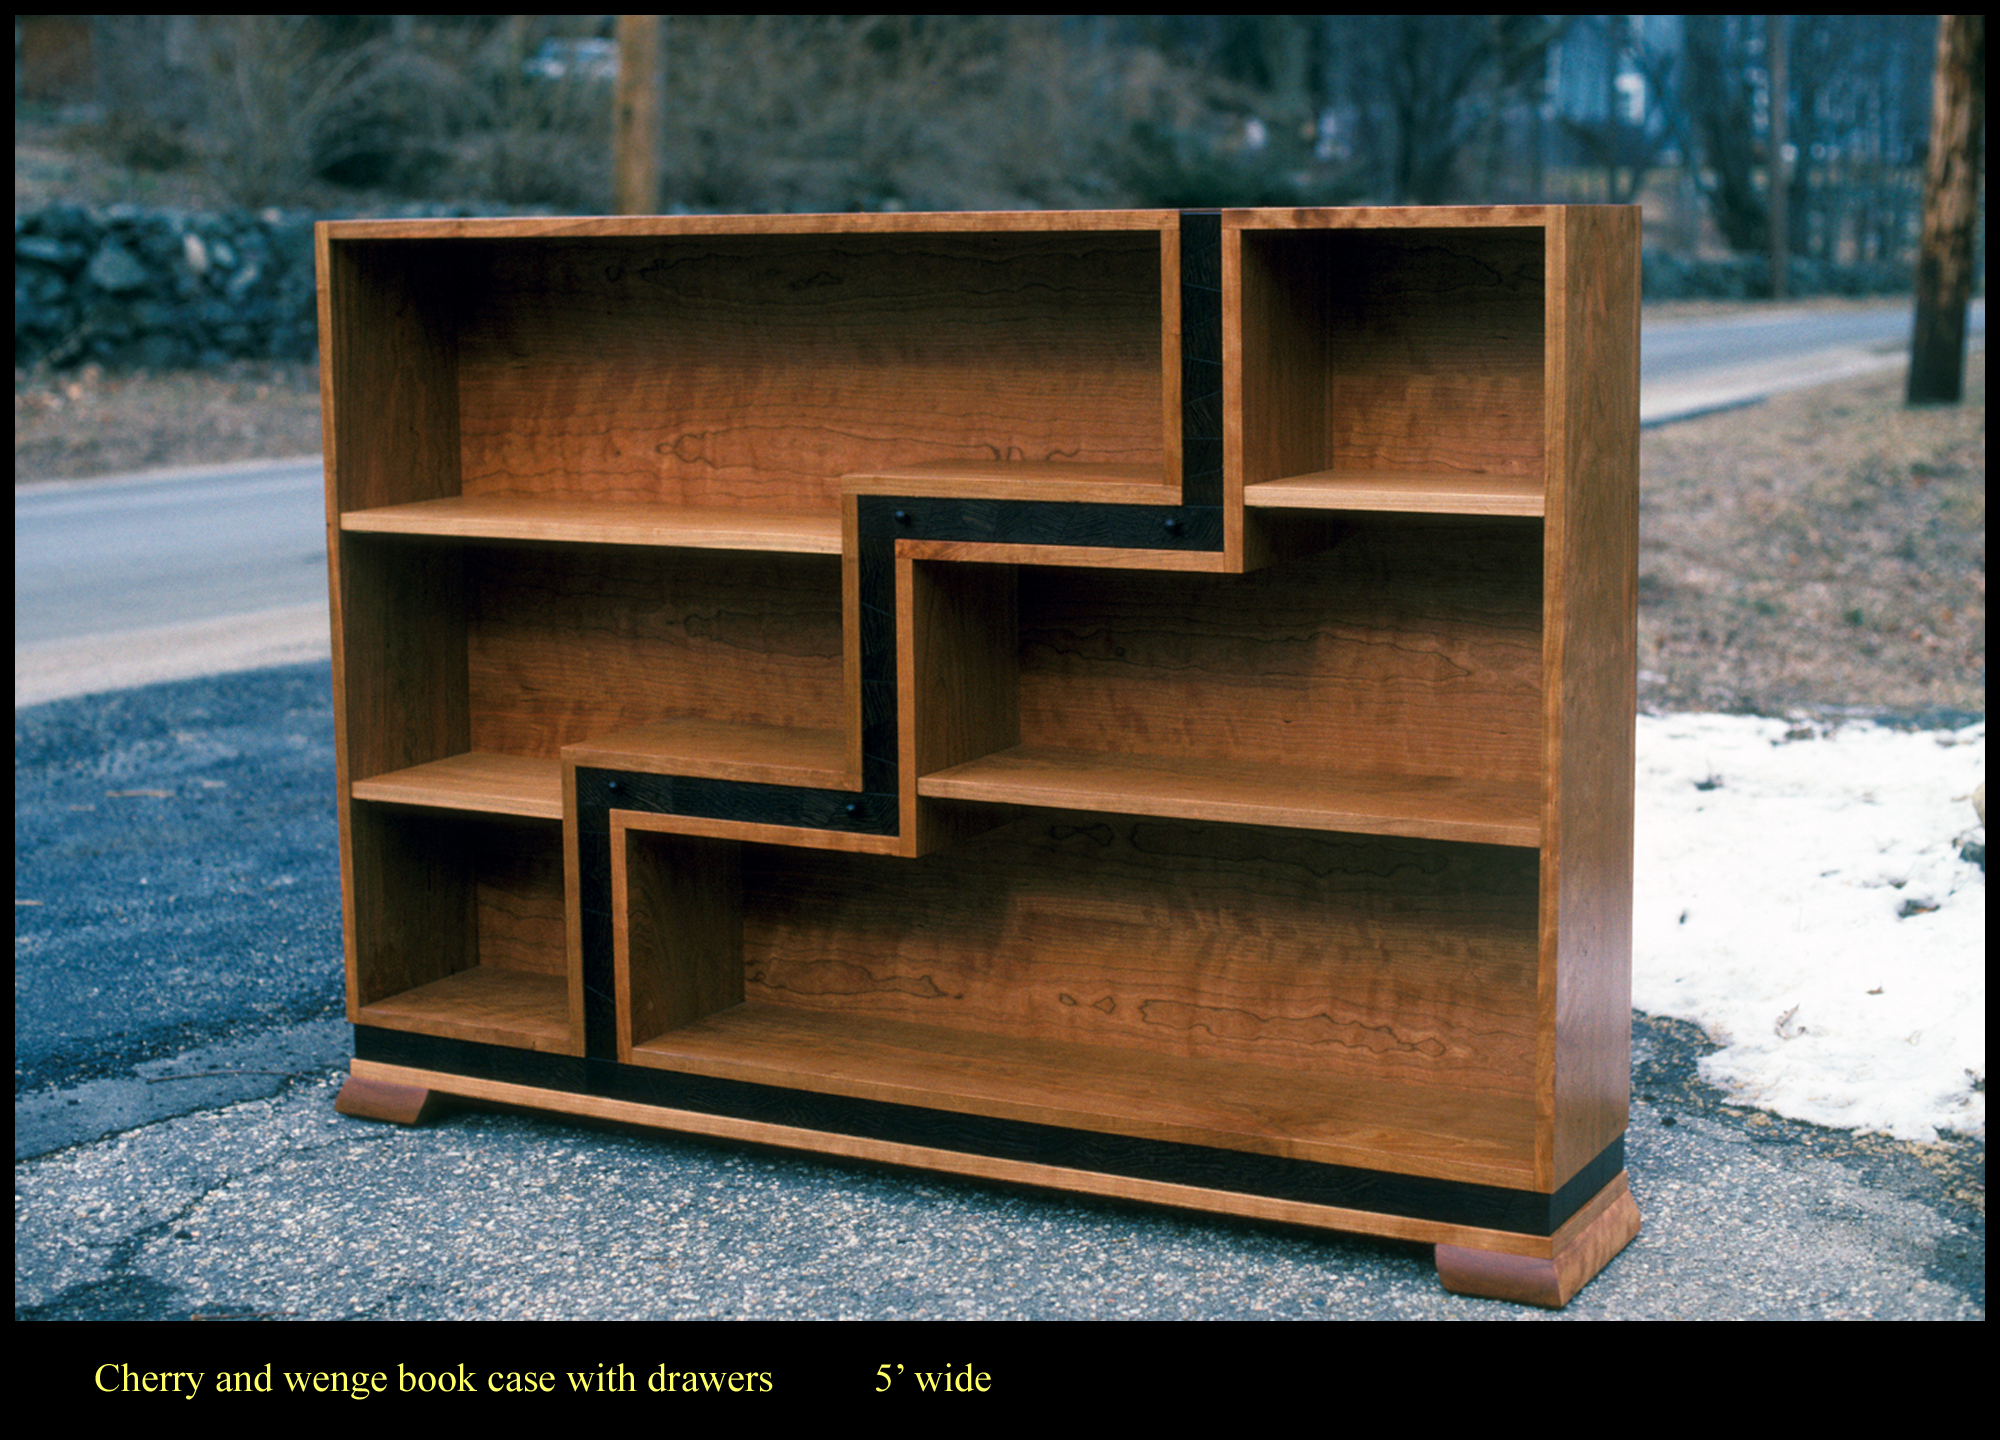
[1244,470,1544,517]
[340,495,842,553]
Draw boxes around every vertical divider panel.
[615,826,744,1059]
[897,557,1020,858]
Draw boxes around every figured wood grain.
[1012,526,1544,786]
[719,816,1542,1095]
[1234,221,1544,488]
[345,807,579,1052]
[1541,206,1641,1190]
[323,207,1640,1304]
[464,546,844,757]
[452,231,1165,516]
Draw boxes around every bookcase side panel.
[1543,207,1641,1188]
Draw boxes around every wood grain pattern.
[843,460,1170,507]
[1234,223,1544,486]
[354,966,574,1053]
[564,718,849,788]
[464,545,844,758]
[723,817,1541,1096]
[351,1055,1566,1250]
[1013,525,1544,785]
[1541,206,1641,1190]
[453,232,1165,515]
[617,829,742,1057]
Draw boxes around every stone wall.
[14,202,519,371]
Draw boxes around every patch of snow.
[1633,713,1984,1142]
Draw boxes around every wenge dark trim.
[354,1024,1617,1238]
[1179,210,1224,511]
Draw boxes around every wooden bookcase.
[319,207,1640,1307]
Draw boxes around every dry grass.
[1640,351,1984,719]
[14,360,325,480]
[13,346,1986,720]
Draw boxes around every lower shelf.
[354,967,574,1054]
[628,1004,1538,1190]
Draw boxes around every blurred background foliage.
[15,13,1970,271]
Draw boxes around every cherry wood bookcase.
[319,206,1641,1307]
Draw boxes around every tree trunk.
[1907,15,1984,405]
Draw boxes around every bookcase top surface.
[316,204,1630,245]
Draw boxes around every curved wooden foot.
[1436,1172,1641,1307]
[336,1073,445,1126]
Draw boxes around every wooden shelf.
[1245,470,1544,517]
[341,495,842,554]
[355,967,573,1054]
[844,459,1172,506]
[630,1005,1539,1189]
[919,747,1541,848]
[565,718,850,788]
[350,752,562,819]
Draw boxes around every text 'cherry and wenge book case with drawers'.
[318,205,1641,1307]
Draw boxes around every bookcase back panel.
[729,818,1540,1091]
[453,234,1166,513]
[1015,519,1543,782]
[1243,228,1544,479]
[464,547,844,756]
[471,818,569,979]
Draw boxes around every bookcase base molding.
[320,205,1641,1308]
[337,1056,1639,1309]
